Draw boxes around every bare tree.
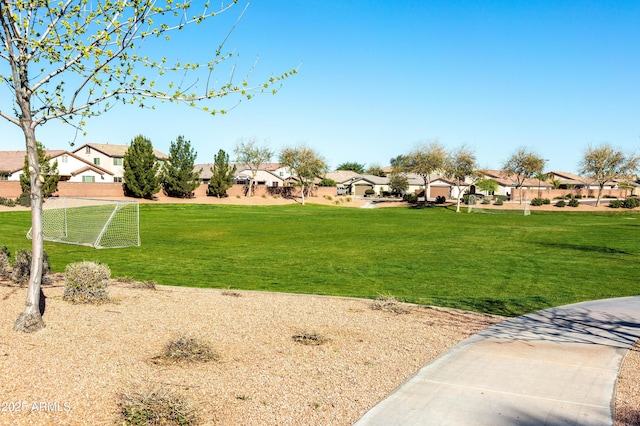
[279,146,327,206]
[234,138,274,197]
[403,141,447,206]
[0,1,295,332]
[579,144,640,206]
[501,148,546,204]
[443,146,479,212]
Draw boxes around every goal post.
[27,197,140,249]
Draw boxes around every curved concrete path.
[355,296,640,426]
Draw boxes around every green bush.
[493,199,503,206]
[403,193,418,204]
[63,261,110,304]
[556,200,566,208]
[0,246,10,278]
[481,198,491,205]
[530,198,544,206]
[609,199,623,208]
[574,194,583,199]
[318,178,336,187]
[364,189,375,197]
[494,195,507,202]
[16,192,31,207]
[568,198,580,207]
[435,195,446,204]
[12,249,49,284]
[623,197,640,209]
[0,197,16,207]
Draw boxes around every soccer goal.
[27,197,140,249]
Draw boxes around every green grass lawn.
[2,203,639,316]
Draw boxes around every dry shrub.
[370,295,410,314]
[292,331,328,346]
[11,249,50,285]
[63,261,110,304]
[221,288,242,297]
[118,385,197,426]
[132,280,158,290]
[0,246,10,278]
[153,335,219,364]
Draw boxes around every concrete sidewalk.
[355,296,640,426]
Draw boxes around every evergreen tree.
[123,135,161,199]
[161,136,200,198]
[20,142,60,198]
[208,149,237,197]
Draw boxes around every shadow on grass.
[428,296,552,317]
[534,241,633,255]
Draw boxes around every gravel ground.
[1,278,502,425]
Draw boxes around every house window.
[0,174,8,181]
[82,176,95,183]
[61,155,68,163]
[113,177,123,183]
[93,158,100,165]
[85,146,91,154]
[113,158,123,166]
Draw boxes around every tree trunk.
[301,183,306,206]
[14,123,45,333]
[596,184,604,207]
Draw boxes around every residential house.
[194,163,287,187]
[72,143,168,183]
[0,149,114,183]
[478,170,553,200]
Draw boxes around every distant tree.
[234,138,273,197]
[443,146,478,212]
[475,178,499,195]
[318,178,336,187]
[161,136,200,198]
[403,141,447,206]
[388,173,409,195]
[279,146,328,206]
[123,135,161,199]
[501,147,546,204]
[208,149,237,198]
[336,162,365,174]
[579,143,640,206]
[20,143,60,198]
[365,164,385,177]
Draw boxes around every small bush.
[568,198,580,207]
[609,199,623,208]
[292,331,328,346]
[493,199,503,206]
[63,261,110,304]
[0,246,10,278]
[325,195,333,201]
[623,197,640,209]
[15,192,31,207]
[434,195,446,204]
[118,386,197,426]
[403,193,418,204]
[345,196,352,202]
[370,295,409,314]
[574,194,583,199]
[12,249,50,284]
[0,197,16,207]
[530,198,544,206]
[556,200,566,207]
[481,198,491,204]
[154,336,219,364]
[364,189,375,197]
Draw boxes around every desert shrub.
[63,261,110,304]
[494,195,507,202]
[15,192,30,207]
[370,295,409,314]
[154,336,219,364]
[556,200,566,207]
[345,196,352,202]
[434,195,446,204]
[118,386,197,426]
[0,197,16,207]
[292,331,328,346]
[325,195,333,201]
[609,199,623,208]
[403,193,418,204]
[623,197,640,209]
[318,178,336,187]
[574,194,583,199]
[12,249,49,284]
[481,198,491,204]
[364,188,375,197]
[0,246,10,278]
[568,198,580,207]
[543,198,551,204]
[493,199,503,206]
[530,198,544,206]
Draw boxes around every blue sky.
[2,0,639,173]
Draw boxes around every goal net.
[27,197,140,249]
[524,196,531,216]
[467,195,477,213]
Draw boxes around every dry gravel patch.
[1,278,501,425]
